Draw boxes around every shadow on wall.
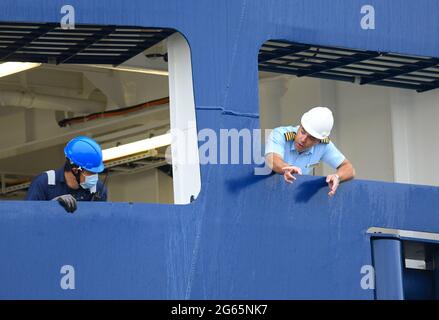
[225,165,327,203]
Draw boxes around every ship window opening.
[258,39,439,186]
[0,23,200,205]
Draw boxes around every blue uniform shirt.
[265,125,345,175]
[26,167,108,201]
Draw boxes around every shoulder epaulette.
[284,131,296,141]
[320,137,330,144]
[284,131,330,144]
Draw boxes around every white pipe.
[0,90,105,113]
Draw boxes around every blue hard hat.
[64,136,105,173]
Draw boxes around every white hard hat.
[301,107,334,140]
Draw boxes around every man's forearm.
[336,160,355,182]
[266,153,289,174]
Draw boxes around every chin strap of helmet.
[64,158,82,186]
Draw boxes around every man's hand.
[281,166,302,183]
[326,174,340,197]
[52,194,77,213]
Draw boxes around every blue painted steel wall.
[0,0,438,299]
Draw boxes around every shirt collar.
[55,167,66,183]
[305,146,315,155]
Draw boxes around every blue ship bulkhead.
[0,0,439,299]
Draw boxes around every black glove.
[52,194,77,213]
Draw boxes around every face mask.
[80,173,99,190]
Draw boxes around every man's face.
[294,125,320,153]
[72,168,95,183]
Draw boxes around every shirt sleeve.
[321,142,346,169]
[264,128,286,158]
[25,173,49,200]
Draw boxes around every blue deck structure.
[0,0,439,299]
